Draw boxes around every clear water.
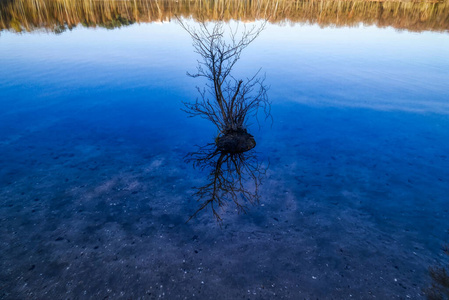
[1,19,449,299]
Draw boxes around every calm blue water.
[1,20,449,298]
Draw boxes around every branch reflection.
[181,19,270,223]
[186,143,267,223]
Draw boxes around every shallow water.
[1,5,449,299]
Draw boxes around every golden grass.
[1,0,448,33]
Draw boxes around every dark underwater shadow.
[426,244,449,299]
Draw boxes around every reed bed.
[1,0,448,33]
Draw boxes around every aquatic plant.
[426,244,449,300]
[179,19,270,153]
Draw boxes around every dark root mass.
[216,129,256,154]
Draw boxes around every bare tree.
[185,143,266,223]
[178,18,271,152]
[179,17,270,222]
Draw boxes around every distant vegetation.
[1,0,448,33]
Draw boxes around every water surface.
[1,1,449,299]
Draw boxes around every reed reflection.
[1,0,448,34]
[181,19,269,222]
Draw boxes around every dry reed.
[1,0,448,33]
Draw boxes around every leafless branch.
[178,16,271,135]
[185,144,267,223]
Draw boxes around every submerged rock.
[216,129,256,153]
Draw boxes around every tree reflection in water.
[180,19,270,222]
[186,143,267,223]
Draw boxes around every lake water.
[1,0,449,299]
